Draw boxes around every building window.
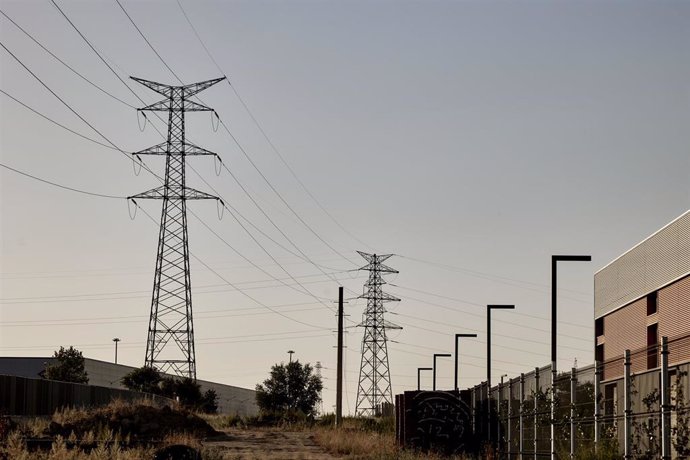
[595,317,604,337]
[647,291,658,315]
[604,383,616,416]
[647,323,659,369]
[596,343,604,363]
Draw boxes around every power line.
[1,28,352,322]
[0,8,137,109]
[391,291,591,344]
[175,0,373,252]
[0,272,356,305]
[49,0,146,106]
[188,207,333,303]
[1,11,343,341]
[399,254,590,298]
[1,84,346,291]
[0,89,119,151]
[135,204,331,330]
[113,0,184,84]
[0,40,162,184]
[388,282,591,331]
[216,117,359,267]
[0,162,123,199]
[110,2,358,297]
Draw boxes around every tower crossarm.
[134,141,220,157]
[138,99,214,112]
[358,292,400,302]
[130,76,225,98]
[128,186,220,201]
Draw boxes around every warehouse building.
[0,356,258,416]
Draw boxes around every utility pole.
[355,252,401,417]
[336,286,344,426]
[129,76,224,379]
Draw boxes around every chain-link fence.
[467,333,690,458]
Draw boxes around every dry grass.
[1,430,157,460]
[313,426,470,459]
[0,399,208,460]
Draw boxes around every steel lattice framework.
[355,251,402,417]
[128,76,224,379]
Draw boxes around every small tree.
[200,389,219,414]
[121,366,162,394]
[44,346,88,383]
[160,377,203,408]
[255,360,322,419]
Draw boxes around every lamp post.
[288,350,295,363]
[551,255,591,460]
[487,304,515,443]
[455,333,478,391]
[433,353,452,391]
[417,367,433,390]
[112,338,120,364]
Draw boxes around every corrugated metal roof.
[594,210,690,319]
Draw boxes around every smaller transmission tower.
[355,251,401,417]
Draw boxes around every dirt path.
[203,428,339,459]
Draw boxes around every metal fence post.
[661,336,671,460]
[551,362,556,460]
[472,386,476,435]
[498,380,503,456]
[520,373,525,459]
[534,367,539,460]
[594,360,601,452]
[624,350,631,459]
[508,380,512,459]
[570,367,576,458]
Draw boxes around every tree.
[43,346,88,383]
[200,389,219,414]
[161,377,202,407]
[121,366,162,394]
[255,360,323,418]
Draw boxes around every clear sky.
[1,0,689,415]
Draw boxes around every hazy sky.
[1,0,689,414]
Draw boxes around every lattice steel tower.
[355,251,402,417]
[129,76,224,379]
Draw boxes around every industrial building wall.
[599,274,690,379]
[602,296,647,373]
[658,274,690,361]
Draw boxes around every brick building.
[594,210,690,380]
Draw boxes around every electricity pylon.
[128,76,224,379]
[355,251,401,417]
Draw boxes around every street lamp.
[287,350,295,363]
[487,304,515,443]
[455,333,477,391]
[551,255,591,460]
[112,338,120,364]
[433,353,452,391]
[417,367,433,390]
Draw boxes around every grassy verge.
[312,416,469,460]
